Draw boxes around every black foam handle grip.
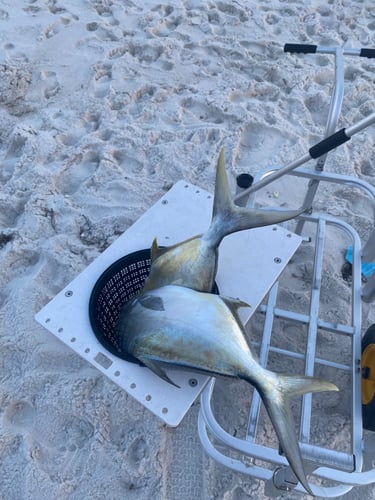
[284,44,317,54]
[309,129,351,159]
[360,48,375,58]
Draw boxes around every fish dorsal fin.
[221,295,251,315]
[212,147,233,219]
[139,357,180,388]
[150,237,168,261]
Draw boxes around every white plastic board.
[35,180,301,426]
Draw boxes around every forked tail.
[203,148,304,247]
[253,372,338,496]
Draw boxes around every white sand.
[1,1,375,498]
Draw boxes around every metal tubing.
[346,112,375,137]
[246,282,279,440]
[300,219,326,443]
[198,212,364,491]
[252,166,375,263]
[295,48,344,234]
[200,379,355,471]
[325,49,345,139]
[232,110,375,204]
[199,44,375,495]
[233,152,312,203]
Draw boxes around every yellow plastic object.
[362,343,375,405]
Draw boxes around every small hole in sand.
[86,22,99,31]
[145,395,152,401]
[45,318,51,323]
[58,328,63,333]
[162,407,168,414]
[70,336,76,342]
[130,383,136,389]
[85,348,90,353]
[114,371,120,376]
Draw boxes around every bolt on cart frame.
[198,44,375,497]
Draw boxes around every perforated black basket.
[89,248,219,363]
[89,249,152,362]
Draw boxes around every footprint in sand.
[179,97,230,125]
[47,0,68,15]
[92,0,122,27]
[41,70,60,99]
[0,7,8,20]
[359,159,374,177]
[237,123,296,169]
[43,22,62,39]
[56,111,102,146]
[3,42,29,64]
[92,62,112,98]
[304,92,329,126]
[58,149,101,195]
[127,436,149,466]
[4,400,94,481]
[148,4,184,38]
[0,126,33,183]
[4,401,35,430]
[82,111,101,132]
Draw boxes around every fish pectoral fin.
[221,296,251,313]
[140,357,181,388]
[138,294,165,311]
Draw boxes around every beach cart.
[198,44,375,496]
[35,44,375,497]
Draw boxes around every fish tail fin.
[252,372,338,496]
[205,148,303,246]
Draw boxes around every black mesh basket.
[89,249,152,363]
[89,248,219,364]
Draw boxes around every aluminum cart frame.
[198,44,375,497]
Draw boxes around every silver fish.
[116,285,338,495]
[142,149,303,293]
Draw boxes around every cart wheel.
[362,324,375,431]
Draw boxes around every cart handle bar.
[284,43,375,58]
[233,112,375,201]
